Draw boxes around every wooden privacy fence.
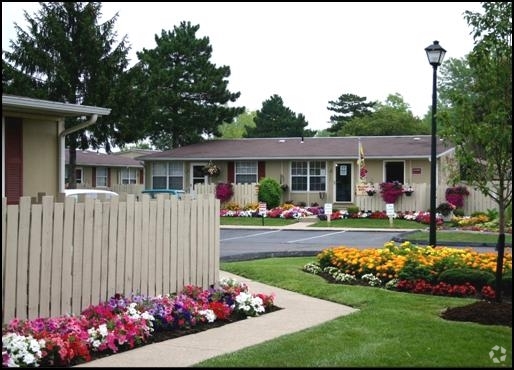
[195,182,498,214]
[195,182,259,206]
[2,193,220,325]
[355,183,499,214]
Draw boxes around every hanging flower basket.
[364,184,376,196]
[203,161,221,177]
[403,186,414,196]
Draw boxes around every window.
[95,167,108,187]
[384,161,405,184]
[152,162,184,189]
[76,168,83,184]
[291,161,326,191]
[121,168,137,184]
[235,161,258,183]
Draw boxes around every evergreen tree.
[245,94,314,138]
[326,93,377,135]
[3,2,131,188]
[132,21,245,150]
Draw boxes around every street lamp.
[425,40,446,247]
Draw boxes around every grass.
[220,217,299,226]
[310,217,422,229]
[194,257,512,367]
[404,230,512,246]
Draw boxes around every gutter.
[58,114,98,193]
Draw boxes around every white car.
[64,189,119,200]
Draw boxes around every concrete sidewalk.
[76,271,358,368]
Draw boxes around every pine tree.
[245,94,313,138]
[3,2,130,188]
[132,21,245,150]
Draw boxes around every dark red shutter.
[5,117,23,205]
[258,161,266,181]
[92,167,97,187]
[228,162,235,183]
[108,168,111,187]
[139,168,144,184]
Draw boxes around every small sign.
[412,168,421,175]
[386,203,395,216]
[356,183,368,196]
[339,165,347,176]
[258,202,267,215]
[324,203,333,215]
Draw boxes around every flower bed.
[304,241,512,301]
[2,278,277,368]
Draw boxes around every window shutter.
[258,161,266,181]
[5,117,23,205]
[228,162,235,183]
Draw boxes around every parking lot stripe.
[220,230,283,241]
[287,230,347,243]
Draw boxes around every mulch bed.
[441,300,512,327]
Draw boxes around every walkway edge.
[75,271,358,368]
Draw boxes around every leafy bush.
[346,206,360,215]
[436,202,456,216]
[438,268,495,290]
[397,260,436,283]
[258,177,282,209]
[487,271,512,295]
[453,208,465,217]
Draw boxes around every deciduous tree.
[439,2,512,302]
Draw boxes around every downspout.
[58,114,98,193]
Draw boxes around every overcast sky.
[2,2,483,131]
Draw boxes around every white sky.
[2,2,483,131]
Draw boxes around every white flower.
[2,332,45,367]
[199,309,216,323]
[234,292,265,316]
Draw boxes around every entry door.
[335,163,352,202]
[190,163,207,192]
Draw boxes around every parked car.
[64,189,119,201]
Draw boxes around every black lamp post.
[425,40,446,247]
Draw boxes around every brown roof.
[66,149,143,168]
[136,136,454,161]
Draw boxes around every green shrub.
[487,271,512,295]
[453,208,465,217]
[398,260,436,283]
[258,177,282,209]
[346,206,360,215]
[438,268,495,289]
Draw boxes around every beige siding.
[23,118,59,197]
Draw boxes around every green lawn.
[404,230,512,246]
[194,257,512,367]
[310,217,422,229]
[220,217,299,227]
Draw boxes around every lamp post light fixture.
[425,40,446,247]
